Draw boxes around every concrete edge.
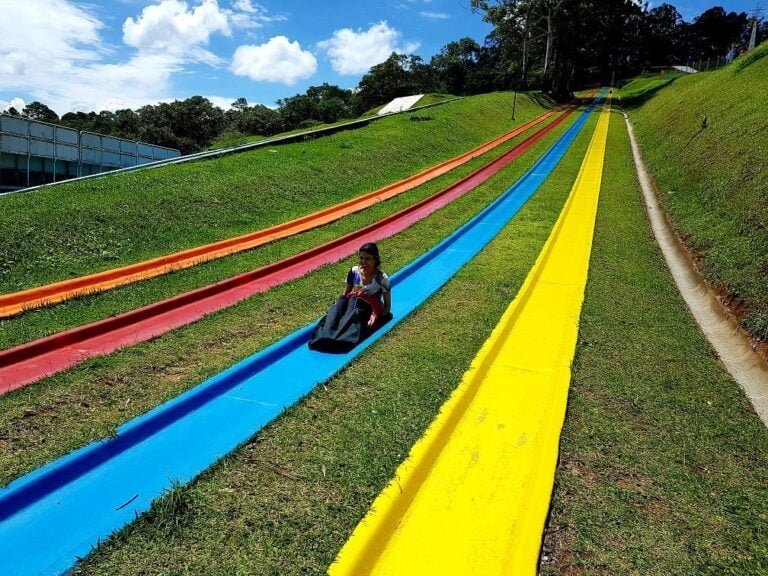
[623,111,768,427]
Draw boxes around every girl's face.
[358,251,376,272]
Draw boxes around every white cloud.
[0,0,104,62]
[0,0,103,81]
[318,22,420,75]
[229,0,287,30]
[204,95,239,109]
[420,11,450,20]
[65,53,185,111]
[0,0,120,113]
[123,0,231,65]
[0,0,288,114]
[1,97,27,113]
[0,0,192,114]
[0,0,188,113]
[231,36,317,84]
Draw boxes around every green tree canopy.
[22,101,59,123]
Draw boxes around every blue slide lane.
[0,93,603,576]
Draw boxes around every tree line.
[5,1,764,155]
[471,0,765,97]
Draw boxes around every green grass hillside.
[622,43,768,341]
[0,92,551,296]
[0,98,587,575]
[617,70,684,106]
[210,95,457,148]
[0,100,579,488]
[15,106,595,576]
[2,91,766,574]
[410,93,454,107]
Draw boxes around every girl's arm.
[343,267,355,296]
[382,290,391,315]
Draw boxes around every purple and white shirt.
[346,265,390,299]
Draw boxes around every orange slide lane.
[0,108,560,318]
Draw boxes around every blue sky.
[0,0,761,115]
[668,0,760,20]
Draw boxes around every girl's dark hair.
[359,242,381,267]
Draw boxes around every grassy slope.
[617,71,684,106]
[0,92,548,295]
[410,93,454,107]
[0,103,570,351]
[624,43,768,340]
[541,111,768,575]
[66,103,599,576]
[0,102,581,488]
[187,95,456,149]
[362,93,456,117]
[210,116,377,149]
[199,96,456,148]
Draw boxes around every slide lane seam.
[0,95,602,576]
[0,107,576,394]
[328,100,612,576]
[0,109,560,318]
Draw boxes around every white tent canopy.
[378,95,424,115]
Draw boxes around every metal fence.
[0,115,179,191]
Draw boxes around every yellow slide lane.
[329,99,612,576]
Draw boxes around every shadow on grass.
[620,76,682,109]
[527,92,558,109]
[734,45,768,73]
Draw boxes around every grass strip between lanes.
[540,110,768,576]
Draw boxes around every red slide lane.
[0,107,574,395]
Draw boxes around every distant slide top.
[378,95,424,115]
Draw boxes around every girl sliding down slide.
[308,243,392,353]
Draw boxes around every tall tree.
[113,109,140,140]
[22,101,59,123]
[688,7,749,60]
[472,0,645,96]
[430,38,483,94]
[642,4,685,65]
[225,100,284,136]
[353,53,427,113]
[277,83,354,129]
